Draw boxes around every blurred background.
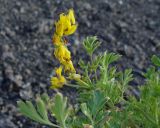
[0,0,160,127]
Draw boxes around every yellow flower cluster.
[52,9,77,45]
[51,9,78,89]
[50,66,66,89]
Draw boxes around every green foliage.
[17,37,160,128]
[17,93,71,128]
[17,95,59,127]
[50,93,70,128]
[131,56,160,127]
[81,90,109,128]
[101,52,121,67]
[83,36,101,56]
[151,55,160,66]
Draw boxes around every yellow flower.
[50,9,78,89]
[54,45,75,73]
[52,9,77,43]
[63,24,77,36]
[68,9,76,24]
[50,66,66,89]
[52,34,62,45]
[54,20,64,37]
[63,60,76,73]
[55,66,63,78]
[62,9,78,36]
[54,44,71,64]
[50,76,66,89]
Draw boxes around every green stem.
[85,68,92,84]
[94,69,98,81]
[90,53,93,63]
[76,78,91,88]
[103,64,108,83]
[65,83,80,88]
[62,122,67,128]
[49,123,61,128]
[155,99,159,126]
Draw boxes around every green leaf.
[78,59,88,69]
[80,90,109,127]
[24,101,45,122]
[36,98,49,122]
[102,52,121,67]
[17,100,59,127]
[89,90,107,116]
[83,36,101,56]
[41,93,50,104]
[90,54,103,70]
[118,69,133,87]
[17,100,42,122]
[151,55,160,67]
[81,103,93,123]
[50,93,70,128]
[143,67,156,79]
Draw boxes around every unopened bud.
[69,73,81,80]
[83,124,93,128]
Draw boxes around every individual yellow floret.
[63,60,76,73]
[50,76,66,89]
[50,66,66,89]
[52,34,62,45]
[55,20,64,37]
[54,44,71,64]
[55,66,63,78]
[59,9,77,36]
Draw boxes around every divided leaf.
[102,52,121,67]
[90,54,103,70]
[81,90,109,127]
[118,69,133,87]
[36,98,49,122]
[17,99,58,127]
[83,36,101,56]
[50,93,70,127]
[81,103,92,123]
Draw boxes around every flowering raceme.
[51,9,78,89]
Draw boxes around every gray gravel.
[0,0,160,127]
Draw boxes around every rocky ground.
[0,0,160,127]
